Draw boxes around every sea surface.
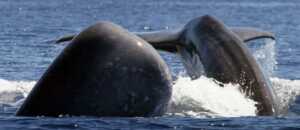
[0,0,300,129]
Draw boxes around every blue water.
[1,0,300,129]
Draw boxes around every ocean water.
[0,0,300,129]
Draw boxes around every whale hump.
[56,34,76,43]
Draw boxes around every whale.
[144,16,279,115]
[138,16,278,115]
[16,22,173,117]
[55,16,278,115]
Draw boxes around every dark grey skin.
[54,16,278,115]
[16,22,173,117]
[179,15,279,115]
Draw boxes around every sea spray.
[271,77,300,114]
[248,39,277,77]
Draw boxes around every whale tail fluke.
[231,27,275,42]
[56,34,76,43]
[55,20,276,52]
[135,30,182,52]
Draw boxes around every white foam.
[169,76,257,117]
[0,79,35,104]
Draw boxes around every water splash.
[169,76,257,117]
[271,77,300,114]
[248,39,277,77]
[0,79,34,105]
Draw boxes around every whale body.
[179,15,279,115]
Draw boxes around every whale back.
[17,22,173,117]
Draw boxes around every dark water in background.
[0,0,300,129]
